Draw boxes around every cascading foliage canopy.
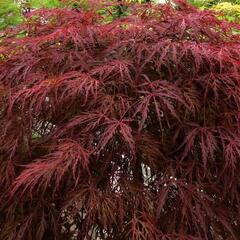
[0,0,240,239]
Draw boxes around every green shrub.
[0,0,23,30]
[212,2,240,22]
[29,0,61,8]
[188,0,219,9]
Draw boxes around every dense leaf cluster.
[0,1,240,239]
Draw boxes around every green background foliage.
[212,2,240,22]
[188,0,240,23]
[0,0,23,30]
[0,0,240,30]
[0,0,65,29]
[28,0,61,8]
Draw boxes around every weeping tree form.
[0,0,240,239]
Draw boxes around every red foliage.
[0,1,240,239]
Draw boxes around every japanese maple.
[0,1,240,239]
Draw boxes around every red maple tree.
[0,1,240,239]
